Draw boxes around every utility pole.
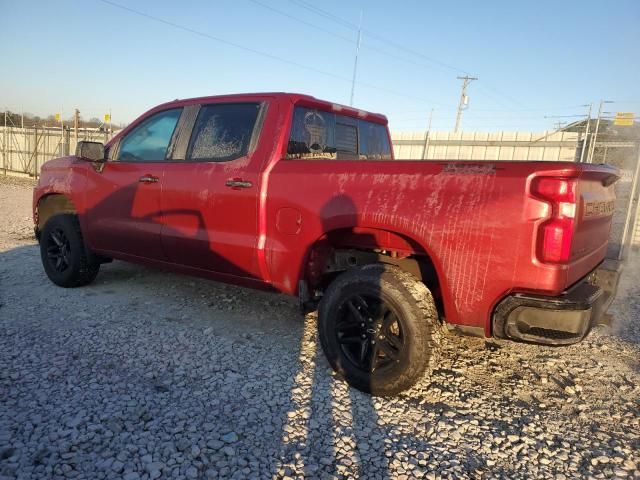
[349,10,363,107]
[578,103,592,163]
[74,109,80,145]
[588,99,613,163]
[421,108,434,160]
[454,75,477,133]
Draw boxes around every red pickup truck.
[33,92,621,396]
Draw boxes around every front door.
[160,102,265,279]
[85,108,182,260]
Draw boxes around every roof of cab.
[153,92,388,125]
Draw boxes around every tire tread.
[319,263,442,396]
[40,214,99,288]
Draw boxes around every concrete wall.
[390,130,580,161]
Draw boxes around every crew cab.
[33,93,621,396]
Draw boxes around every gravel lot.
[0,174,638,480]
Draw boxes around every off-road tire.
[39,214,100,288]
[318,263,441,396]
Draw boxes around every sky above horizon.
[1,0,639,132]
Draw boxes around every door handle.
[225,179,253,189]
[139,175,159,183]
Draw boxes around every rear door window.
[186,103,261,162]
[117,108,182,162]
[287,107,336,159]
[286,106,391,160]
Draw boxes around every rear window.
[187,103,261,162]
[286,106,391,160]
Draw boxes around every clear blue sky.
[1,0,639,131]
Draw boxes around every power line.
[475,83,529,110]
[96,0,441,106]
[256,0,544,112]
[289,0,361,31]
[287,0,530,110]
[395,114,585,120]
[289,0,468,74]
[247,0,462,100]
[393,105,590,115]
[247,0,354,44]
[471,105,588,112]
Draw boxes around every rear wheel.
[318,264,441,396]
[40,214,100,288]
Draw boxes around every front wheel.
[39,214,100,288]
[318,264,441,396]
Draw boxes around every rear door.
[160,102,267,279]
[85,108,182,259]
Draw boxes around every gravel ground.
[0,174,638,480]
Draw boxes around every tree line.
[1,110,123,129]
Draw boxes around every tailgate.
[567,166,619,285]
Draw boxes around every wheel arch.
[35,193,78,238]
[302,225,452,321]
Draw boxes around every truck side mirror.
[76,141,105,162]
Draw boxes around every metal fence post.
[34,126,38,178]
[63,127,70,156]
[618,147,640,260]
[2,124,5,175]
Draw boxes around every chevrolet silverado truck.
[33,93,621,396]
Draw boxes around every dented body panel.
[33,93,620,337]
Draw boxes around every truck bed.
[264,159,618,333]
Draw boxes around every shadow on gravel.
[4,239,638,478]
[5,179,639,478]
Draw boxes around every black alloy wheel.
[39,214,100,288]
[318,264,441,396]
[336,293,405,373]
[46,227,71,272]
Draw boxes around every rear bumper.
[493,259,622,345]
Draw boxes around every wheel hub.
[336,293,405,373]
[46,228,71,272]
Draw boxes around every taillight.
[531,177,577,263]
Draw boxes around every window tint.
[358,121,391,160]
[287,107,336,159]
[187,103,261,161]
[117,109,181,161]
[286,106,390,160]
[336,120,358,154]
